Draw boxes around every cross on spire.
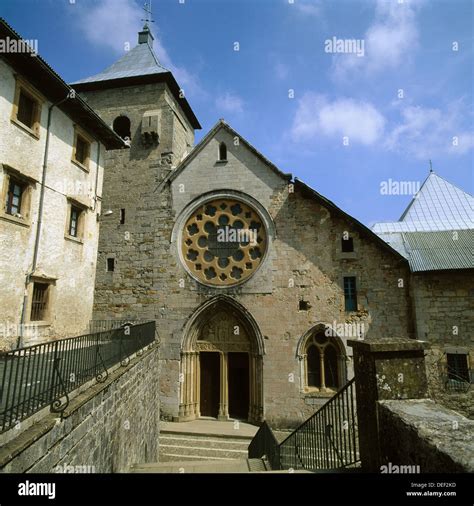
[429,160,433,173]
[142,0,155,29]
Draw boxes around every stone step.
[131,458,269,473]
[160,442,248,459]
[158,453,238,463]
[160,434,251,451]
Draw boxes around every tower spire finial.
[139,0,155,46]
[142,1,154,29]
[429,159,433,173]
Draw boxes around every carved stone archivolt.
[181,198,267,287]
[178,301,264,424]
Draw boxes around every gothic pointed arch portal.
[179,296,264,424]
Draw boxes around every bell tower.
[70,20,201,321]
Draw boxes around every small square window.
[30,282,50,321]
[6,177,26,216]
[447,354,470,383]
[341,237,354,253]
[120,208,125,224]
[107,258,115,272]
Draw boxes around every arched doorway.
[179,296,264,424]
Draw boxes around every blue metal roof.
[373,173,474,234]
[373,173,474,271]
[71,40,168,85]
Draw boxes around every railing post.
[50,340,69,416]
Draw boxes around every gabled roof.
[373,172,474,233]
[373,172,474,272]
[0,18,125,150]
[168,119,293,183]
[71,27,201,130]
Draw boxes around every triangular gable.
[168,119,292,183]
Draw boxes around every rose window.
[181,198,267,286]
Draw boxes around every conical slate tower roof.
[71,26,201,129]
[72,27,168,84]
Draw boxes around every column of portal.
[218,351,229,420]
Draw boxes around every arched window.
[218,142,227,161]
[305,332,343,391]
[113,115,131,140]
[307,345,321,387]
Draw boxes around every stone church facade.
[71,26,415,427]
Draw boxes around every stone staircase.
[159,430,252,462]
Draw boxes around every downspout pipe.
[17,95,71,348]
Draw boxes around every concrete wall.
[0,344,160,473]
[0,59,107,349]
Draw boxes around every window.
[17,90,36,129]
[69,206,81,237]
[1,167,34,225]
[344,276,357,311]
[65,200,86,241]
[30,282,49,321]
[6,177,26,215]
[120,208,126,224]
[72,127,92,170]
[447,354,470,383]
[11,78,42,137]
[341,236,354,253]
[113,116,131,140]
[306,333,342,391]
[218,142,227,161]
[75,136,89,165]
[107,258,115,272]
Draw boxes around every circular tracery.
[181,198,267,286]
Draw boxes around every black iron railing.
[249,378,360,471]
[248,421,281,470]
[444,370,471,393]
[0,321,155,433]
[88,319,150,333]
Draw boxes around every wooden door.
[200,352,220,417]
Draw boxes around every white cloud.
[293,0,323,17]
[73,0,200,94]
[385,102,474,158]
[331,0,422,79]
[215,92,244,114]
[290,93,386,146]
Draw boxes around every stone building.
[72,25,415,427]
[373,172,474,417]
[0,19,125,350]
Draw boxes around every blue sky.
[2,0,473,226]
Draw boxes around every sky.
[2,0,473,226]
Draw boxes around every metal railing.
[249,378,360,471]
[0,321,155,433]
[248,421,281,470]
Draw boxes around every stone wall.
[411,270,474,419]
[0,344,160,473]
[378,399,474,473]
[0,58,107,349]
